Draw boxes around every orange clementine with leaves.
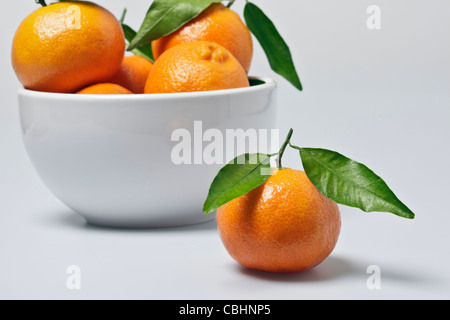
[152,3,253,74]
[11,1,125,93]
[145,41,249,94]
[217,168,341,273]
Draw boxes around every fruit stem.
[120,8,127,24]
[227,0,236,8]
[35,0,47,6]
[276,128,294,169]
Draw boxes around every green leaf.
[298,148,415,219]
[122,24,155,63]
[203,153,272,214]
[244,2,303,91]
[128,0,222,51]
[36,0,47,7]
[226,0,236,8]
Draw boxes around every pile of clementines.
[11,1,252,95]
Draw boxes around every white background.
[0,0,449,299]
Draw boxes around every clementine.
[217,168,341,273]
[76,83,132,94]
[152,3,253,74]
[11,1,125,93]
[145,41,249,94]
[109,55,153,94]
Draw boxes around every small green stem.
[227,0,236,8]
[35,0,47,6]
[288,143,302,152]
[276,128,294,169]
[120,8,127,24]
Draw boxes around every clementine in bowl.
[76,83,132,95]
[109,55,153,94]
[152,3,253,74]
[145,41,249,94]
[11,1,125,93]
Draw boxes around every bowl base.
[79,212,216,229]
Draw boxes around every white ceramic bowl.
[19,78,277,228]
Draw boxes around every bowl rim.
[18,76,276,101]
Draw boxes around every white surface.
[18,79,276,228]
[1,0,450,300]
